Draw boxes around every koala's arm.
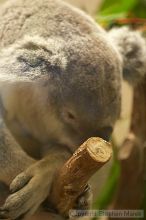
[108,27,146,86]
[0,105,71,220]
[0,85,71,220]
[0,116,35,185]
[0,116,71,220]
[0,112,36,212]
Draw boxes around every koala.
[0,0,145,219]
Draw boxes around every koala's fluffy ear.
[108,27,146,86]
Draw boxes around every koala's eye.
[67,111,76,120]
[62,108,77,123]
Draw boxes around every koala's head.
[0,34,122,150]
[51,35,122,148]
[29,35,121,149]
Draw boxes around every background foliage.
[94,1,146,218]
[97,0,146,31]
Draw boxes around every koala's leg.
[0,144,71,220]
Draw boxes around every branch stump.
[49,137,112,217]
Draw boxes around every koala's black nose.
[79,126,113,143]
[99,133,110,142]
[94,126,113,142]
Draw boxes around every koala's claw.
[74,184,92,211]
[0,167,52,220]
[10,172,32,194]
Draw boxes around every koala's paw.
[0,164,52,220]
[74,185,93,211]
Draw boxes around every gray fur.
[0,0,104,48]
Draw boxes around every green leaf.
[96,13,127,23]
[99,0,137,15]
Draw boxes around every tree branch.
[49,137,112,217]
